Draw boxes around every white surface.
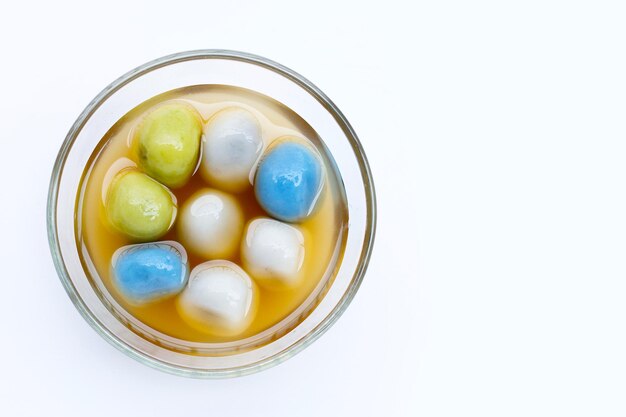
[1,0,626,415]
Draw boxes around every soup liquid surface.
[77,85,348,343]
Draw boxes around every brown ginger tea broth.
[76,85,348,345]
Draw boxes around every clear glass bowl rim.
[47,49,376,378]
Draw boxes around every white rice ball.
[177,188,243,259]
[176,260,257,336]
[200,107,264,192]
[241,217,305,289]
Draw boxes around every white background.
[1,0,625,415]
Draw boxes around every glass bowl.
[47,50,376,378]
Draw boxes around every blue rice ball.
[111,241,189,304]
[254,141,324,222]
